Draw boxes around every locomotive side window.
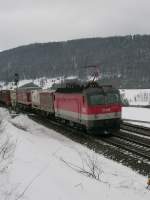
[87,92,120,105]
[106,93,120,104]
[88,94,105,105]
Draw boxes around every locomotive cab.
[54,81,122,135]
[82,83,122,134]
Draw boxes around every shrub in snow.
[60,152,103,181]
[0,126,16,173]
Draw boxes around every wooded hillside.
[0,35,150,88]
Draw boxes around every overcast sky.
[0,0,150,50]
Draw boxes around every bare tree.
[60,151,103,181]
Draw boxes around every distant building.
[18,82,41,90]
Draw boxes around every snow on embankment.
[0,108,149,200]
[122,107,150,122]
[122,107,150,127]
[120,89,150,106]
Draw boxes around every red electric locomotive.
[54,82,122,134]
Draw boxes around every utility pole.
[14,73,19,86]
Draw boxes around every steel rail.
[29,114,150,161]
[114,132,150,149]
[100,136,150,160]
[121,121,150,137]
[5,107,150,163]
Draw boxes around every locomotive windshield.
[105,93,120,104]
[89,94,105,105]
[88,92,121,105]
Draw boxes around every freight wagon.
[31,90,55,115]
[0,90,11,106]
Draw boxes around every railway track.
[28,113,150,162]
[114,131,150,148]
[100,135,150,160]
[4,108,150,175]
[95,121,150,161]
[121,121,150,137]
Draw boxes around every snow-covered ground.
[0,77,56,90]
[120,89,150,106]
[0,76,78,90]
[122,107,150,127]
[0,107,150,200]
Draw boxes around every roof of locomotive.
[55,81,118,94]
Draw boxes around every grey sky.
[0,0,149,50]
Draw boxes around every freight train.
[0,81,122,134]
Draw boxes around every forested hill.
[0,35,150,88]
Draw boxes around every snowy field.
[0,107,150,200]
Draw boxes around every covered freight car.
[0,90,11,106]
[31,89,55,115]
[16,83,41,109]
